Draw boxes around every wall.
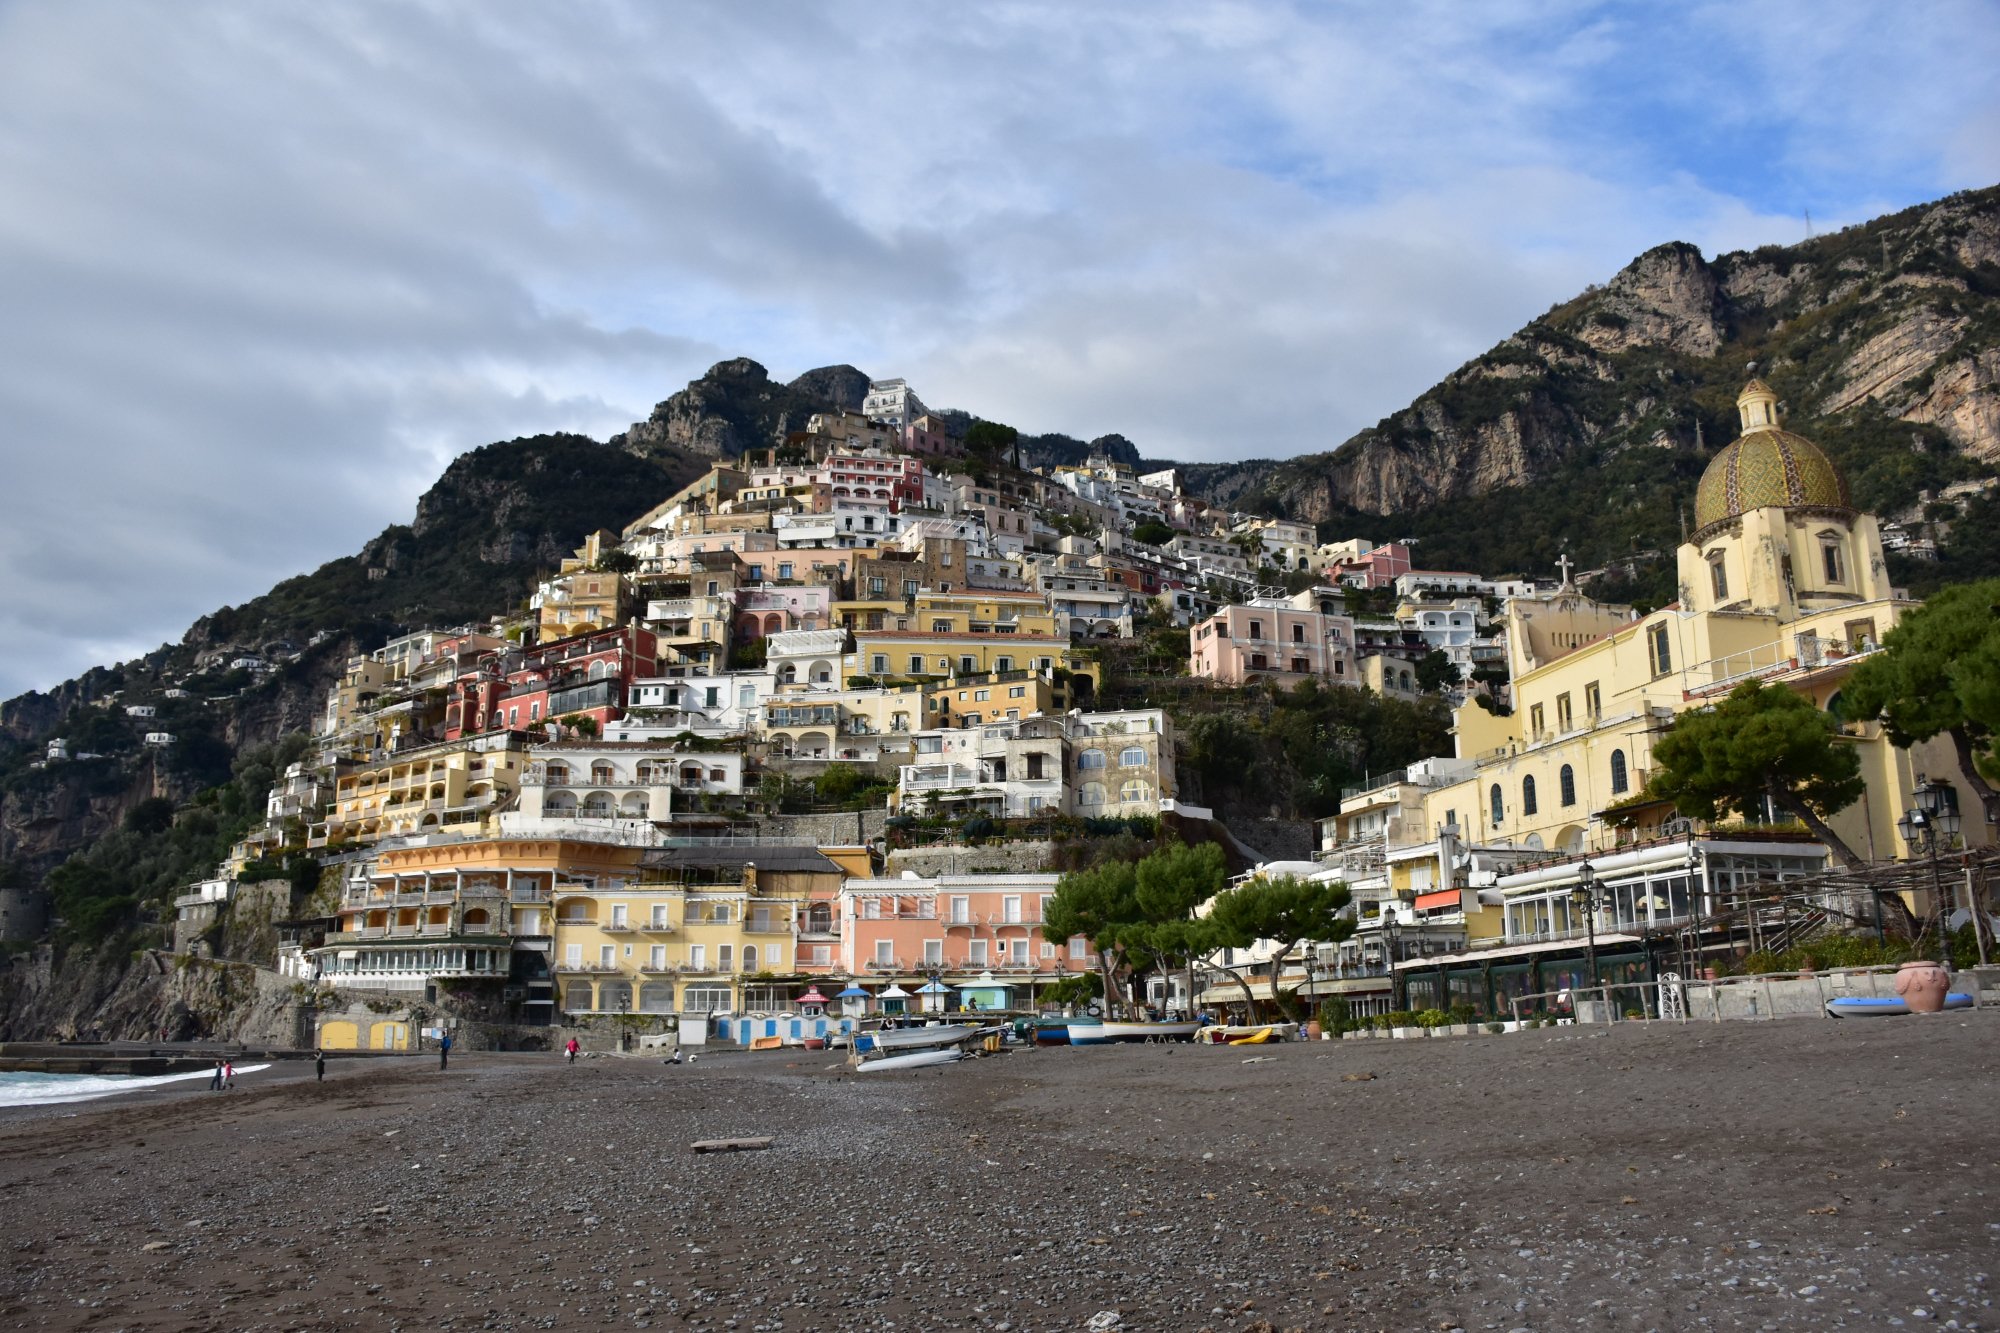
[759,809,890,846]
[884,841,1055,877]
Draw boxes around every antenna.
[1804,208,1814,239]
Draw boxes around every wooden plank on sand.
[691,1137,774,1154]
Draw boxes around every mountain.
[1178,184,2000,583]
[613,357,872,459]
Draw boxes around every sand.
[0,1015,1994,1331]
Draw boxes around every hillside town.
[14,378,1989,1051]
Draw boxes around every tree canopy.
[1648,681,1866,869]
[1202,874,1353,1020]
[1843,579,2000,823]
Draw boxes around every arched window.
[742,945,757,972]
[1077,750,1106,770]
[1489,784,1504,826]
[1119,747,1147,767]
[1118,778,1152,804]
[544,763,570,784]
[1079,781,1108,807]
[1559,764,1576,807]
[1522,775,1538,817]
[1610,749,1628,794]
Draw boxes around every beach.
[0,1017,1993,1331]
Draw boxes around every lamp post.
[1570,861,1600,991]
[1382,905,1404,1011]
[1300,949,1318,1035]
[1897,776,1963,965]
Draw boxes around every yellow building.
[312,835,645,1040]
[550,845,858,1017]
[312,732,529,848]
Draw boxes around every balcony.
[554,960,623,974]
[602,921,634,933]
[510,886,552,904]
[634,918,678,933]
[744,918,793,935]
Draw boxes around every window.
[1077,750,1106,770]
[909,655,925,674]
[1041,941,1056,959]
[1556,693,1572,733]
[1248,620,1264,640]
[1078,781,1107,807]
[778,563,793,580]
[650,945,667,969]
[599,944,615,967]
[874,940,892,965]
[1490,784,1504,826]
[1292,624,1305,642]
[1530,703,1545,737]
[1009,686,1026,698]
[1648,623,1672,676]
[1708,551,1729,600]
[1584,681,1601,723]
[969,939,988,964]
[958,656,976,675]
[923,939,943,965]
[1119,747,1147,767]
[931,619,954,633]
[1522,775,1538,817]
[1821,537,1845,584]
[1610,749,1628,794]
[717,944,733,970]
[1070,936,1089,960]
[1119,778,1152,804]
[1559,764,1576,807]
[610,904,628,928]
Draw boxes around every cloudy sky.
[1,1,1995,700]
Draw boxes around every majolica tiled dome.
[1693,381,1851,535]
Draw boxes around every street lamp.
[1569,861,1600,991]
[1381,903,1403,1010]
[1898,776,1963,964]
[1300,949,1318,1034]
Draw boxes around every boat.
[1032,1017,1073,1046]
[855,1049,965,1073]
[1088,1020,1192,1040]
[1196,1022,1298,1044]
[1825,993,1975,1018]
[853,1024,982,1055]
[1226,1026,1276,1045]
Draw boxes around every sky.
[1,1,1996,701]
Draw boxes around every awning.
[797,987,831,1005]
[1414,889,1460,910]
[878,984,911,998]
[835,986,872,999]
[336,950,358,960]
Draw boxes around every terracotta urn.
[1894,959,1951,1014]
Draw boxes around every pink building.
[839,873,1093,1008]
[1190,600,1357,687]
[1327,540,1414,589]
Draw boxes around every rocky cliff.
[1180,185,2000,541]
[0,943,309,1045]
[613,358,871,459]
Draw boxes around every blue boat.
[1825,993,1974,1018]
[1032,1017,1072,1046]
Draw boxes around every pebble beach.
[0,1016,1993,1331]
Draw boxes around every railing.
[554,960,623,974]
[743,919,793,935]
[510,887,551,904]
[1506,965,1961,1025]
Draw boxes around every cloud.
[0,0,1991,698]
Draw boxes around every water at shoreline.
[0,1065,272,1108]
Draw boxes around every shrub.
[1414,1008,1451,1029]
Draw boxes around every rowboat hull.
[1088,1020,1208,1040]
[1826,993,1973,1018]
[856,1049,964,1072]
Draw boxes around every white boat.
[1074,1019,1203,1044]
[855,1049,965,1073]
[855,1023,986,1054]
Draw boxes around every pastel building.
[1190,598,1357,687]
[840,872,1094,1009]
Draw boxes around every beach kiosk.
[878,983,911,1015]
[916,979,953,1014]
[836,984,872,1018]
[956,970,1010,1013]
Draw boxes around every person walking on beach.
[314,1050,325,1082]
[565,1036,579,1064]
[222,1058,235,1090]
[209,1059,224,1091]
[438,1032,452,1072]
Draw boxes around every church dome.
[1692,381,1851,536]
